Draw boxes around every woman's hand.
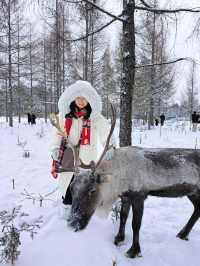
[51,160,60,179]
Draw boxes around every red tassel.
[65,117,91,145]
[81,123,91,145]
[65,118,73,136]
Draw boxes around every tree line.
[0,0,200,145]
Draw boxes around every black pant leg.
[62,175,75,205]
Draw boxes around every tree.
[73,0,105,86]
[68,0,200,145]
[134,4,175,127]
[101,45,116,118]
[119,0,135,146]
[0,0,28,126]
[185,62,198,118]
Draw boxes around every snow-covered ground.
[0,117,200,266]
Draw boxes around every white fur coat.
[49,80,114,196]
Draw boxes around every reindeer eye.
[89,188,96,197]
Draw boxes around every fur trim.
[58,80,102,120]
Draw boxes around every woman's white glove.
[51,148,60,161]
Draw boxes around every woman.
[50,80,115,210]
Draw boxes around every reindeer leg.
[177,195,200,240]
[126,193,145,258]
[114,196,131,245]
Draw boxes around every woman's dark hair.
[65,100,92,119]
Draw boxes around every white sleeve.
[49,122,63,161]
[96,114,116,148]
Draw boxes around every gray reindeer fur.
[70,146,200,258]
[98,147,200,204]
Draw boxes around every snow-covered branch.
[135,57,194,69]
[77,0,126,22]
[135,5,200,14]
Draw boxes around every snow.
[0,117,200,266]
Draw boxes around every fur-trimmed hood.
[58,80,102,120]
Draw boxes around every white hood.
[58,80,102,120]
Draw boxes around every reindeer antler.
[49,113,81,173]
[95,103,116,170]
[49,113,66,138]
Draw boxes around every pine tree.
[0,206,42,265]
[0,225,21,265]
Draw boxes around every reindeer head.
[69,169,103,231]
[67,158,112,230]
[69,104,116,231]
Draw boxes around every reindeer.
[50,108,200,259]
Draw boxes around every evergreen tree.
[0,206,42,265]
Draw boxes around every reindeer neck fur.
[95,160,115,214]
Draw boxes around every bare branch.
[38,8,123,43]
[135,5,200,14]
[64,0,82,3]
[135,57,194,69]
[139,0,152,8]
[67,16,120,42]
[68,0,126,22]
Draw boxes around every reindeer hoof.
[176,232,189,241]
[114,234,125,245]
[125,247,142,258]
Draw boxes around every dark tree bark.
[43,38,47,123]
[8,0,13,127]
[5,78,8,123]
[84,1,89,80]
[17,15,21,124]
[148,10,156,129]
[119,0,135,147]
[29,24,33,111]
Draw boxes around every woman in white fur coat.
[50,80,115,206]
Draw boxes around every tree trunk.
[50,41,54,113]
[29,24,33,111]
[55,0,62,106]
[84,2,89,80]
[43,38,47,123]
[5,78,8,123]
[62,6,65,93]
[148,10,156,129]
[119,0,135,147]
[17,15,21,124]
[190,61,195,118]
[90,4,94,85]
[8,0,13,127]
